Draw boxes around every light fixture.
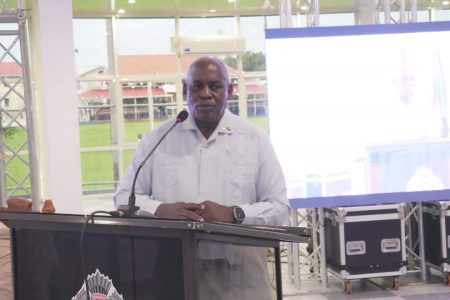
[209,9,216,13]
[443,0,449,5]
[118,8,125,14]
[300,5,307,11]
[128,0,136,3]
[227,0,235,3]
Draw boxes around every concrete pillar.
[354,0,377,25]
[25,0,82,213]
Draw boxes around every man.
[114,56,289,299]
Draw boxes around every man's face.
[184,60,232,125]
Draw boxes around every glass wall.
[73,9,283,194]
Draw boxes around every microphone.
[117,110,189,217]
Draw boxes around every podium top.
[0,211,310,243]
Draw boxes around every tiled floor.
[82,197,450,300]
[282,273,450,299]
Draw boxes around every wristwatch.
[232,206,245,224]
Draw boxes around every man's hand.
[195,200,234,223]
[155,202,204,221]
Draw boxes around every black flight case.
[422,201,450,284]
[324,204,407,293]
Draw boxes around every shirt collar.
[181,109,234,136]
[181,111,198,131]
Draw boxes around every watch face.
[233,206,245,224]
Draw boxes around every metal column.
[0,9,38,207]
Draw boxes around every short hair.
[187,56,230,84]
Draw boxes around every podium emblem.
[71,269,123,300]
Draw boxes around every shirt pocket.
[225,155,256,203]
[155,154,183,188]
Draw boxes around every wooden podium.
[0,212,309,300]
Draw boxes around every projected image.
[374,43,446,142]
[266,22,450,200]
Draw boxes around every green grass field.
[4,116,269,194]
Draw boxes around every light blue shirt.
[114,110,289,299]
[114,109,289,225]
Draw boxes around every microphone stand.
[117,110,188,217]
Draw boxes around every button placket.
[198,143,208,199]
